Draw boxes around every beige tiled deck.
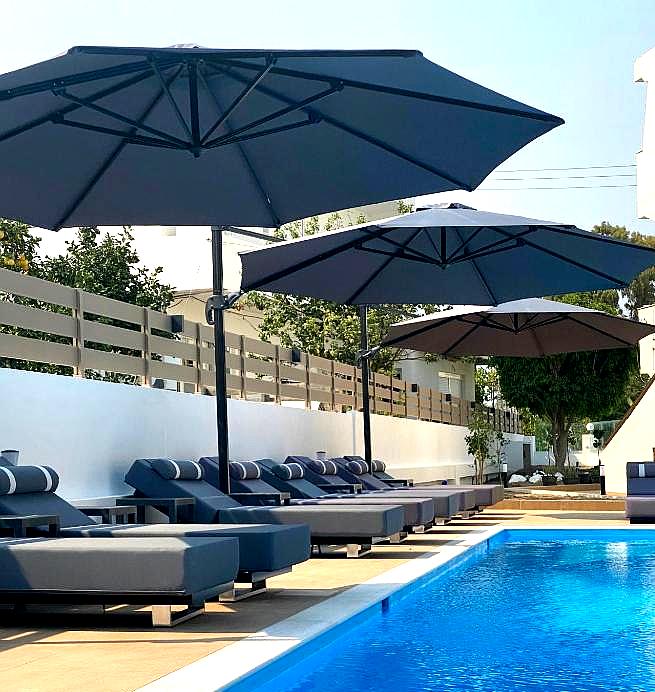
[0,509,628,692]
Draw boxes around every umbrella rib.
[381,312,466,348]
[443,319,486,356]
[150,58,192,140]
[207,56,563,125]
[200,59,276,144]
[359,228,445,264]
[188,61,201,151]
[208,117,317,148]
[51,66,185,231]
[566,315,635,348]
[538,224,655,255]
[0,57,179,101]
[242,225,391,291]
[445,225,486,263]
[452,227,498,304]
[345,228,425,303]
[0,69,155,145]
[203,64,472,189]
[55,89,189,146]
[52,117,184,149]
[203,77,341,147]
[197,66,282,227]
[447,228,536,264]
[354,245,442,266]
[492,227,628,287]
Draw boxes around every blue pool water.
[247,530,655,692]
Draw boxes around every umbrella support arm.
[205,291,243,325]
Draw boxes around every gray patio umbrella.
[0,46,563,491]
[380,298,655,356]
[239,204,655,464]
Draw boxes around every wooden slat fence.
[0,267,522,433]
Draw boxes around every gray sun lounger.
[230,457,436,532]
[0,535,238,627]
[343,455,504,507]
[127,459,405,558]
[0,462,309,600]
[331,457,479,514]
[625,462,655,523]
[286,456,464,519]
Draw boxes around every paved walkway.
[0,510,628,692]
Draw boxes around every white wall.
[0,368,531,500]
[639,304,655,377]
[602,379,655,495]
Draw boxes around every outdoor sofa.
[343,455,505,507]
[127,458,404,558]
[0,461,309,600]
[287,456,466,519]
[202,457,435,534]
[625,462,655,523]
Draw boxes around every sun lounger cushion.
[272,463,305,481]
[345,460,368,475]
[150,458,203,480]
[301,458,339,475]
[0,465,59,495]
[64,523,310,574]
[0,536,238,597]
[229,461,262,480]
[626,462,655,497]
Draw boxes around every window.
[438,372,462,398]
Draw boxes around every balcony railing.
[0,267,522,433]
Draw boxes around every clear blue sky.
[4,0,655,235]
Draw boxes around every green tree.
[0,219,38,273]
[465,407,505,483]
[493,283,639,470]
[593,221,655,318]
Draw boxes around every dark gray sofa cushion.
[625,496,655,519]
[0,536,238,597]
[63,522,310,574]
[150,458,204,481]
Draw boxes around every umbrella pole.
[211,225,231,494]
[359,305,373,468]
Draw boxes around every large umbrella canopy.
[0,46,564,494]
[0,46,562,230]
[240,204,655,303]
[381,298,655,357]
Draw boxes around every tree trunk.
[551,416,569,470]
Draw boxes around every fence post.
[330,359,336,412]
[305,353,311,409]
[73,289,85,378]
[194,322,202,394]
[239,335,247,400]
[274,345,281,404]
[142,307,151,387]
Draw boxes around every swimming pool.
[241,529,655,692]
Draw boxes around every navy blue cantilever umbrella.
[0,46,563,491]
[240,205,655,464]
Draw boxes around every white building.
[639,304,655,377]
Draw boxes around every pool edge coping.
[135,524,655,692]
[134,525,505,692]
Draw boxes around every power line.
[496,163,636,173]
[491,173,635,181]
[480,183,637,191]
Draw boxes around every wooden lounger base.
[0,584,233,627]
[219,567,292,602]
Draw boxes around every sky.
[3,0,655,272]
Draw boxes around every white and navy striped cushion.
[272,463,305,481]
[0,465,59,495]
[345,459,368,475]
[306,459,339,476]
[150,458,203,480]
[370,459,386,472]
[229,461,262,481]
